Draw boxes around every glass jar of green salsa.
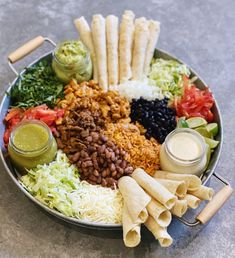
[52,40,92,83]
[8,120,57,174]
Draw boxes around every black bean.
[130,97,176,143]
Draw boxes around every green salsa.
[13,124,49,151]
[8,121,57,174]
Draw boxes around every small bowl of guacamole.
[52,40,92,83]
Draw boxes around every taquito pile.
[118,168,214,248]
[74,10,160,91]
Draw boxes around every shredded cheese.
[69,181,123,223]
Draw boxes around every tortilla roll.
[91,14,108,91]
[171,199,188,217]
[147,199,172,227]
[119,10,135,82]
[188,185,214,201]
[131,17,149,81]
[155,178,187,198]
[153,170,202,191]
[74,16,98,82]
[143,20,160,75]
[122,204,141,247]
[132,168,177,210]
[106,15,119,85]
[145,216,173,247]
[183,194,201,209]
[118,176,151,223]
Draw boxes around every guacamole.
[52,40,92,83]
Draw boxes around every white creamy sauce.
[168,132,202,160]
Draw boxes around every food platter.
[0,11,233,247]
[0,48,224,228]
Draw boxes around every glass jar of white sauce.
[160,128,207,176]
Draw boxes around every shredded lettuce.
[148,58,190,100]
[20,150,80,217]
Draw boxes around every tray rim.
[0,48,223,230]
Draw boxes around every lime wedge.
[177,117,189,128]
[206,123,218,137]
[204,137,219,149]
[205,144,211,169]
[186,117,207,128]
[195,127,213,138]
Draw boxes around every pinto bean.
[71,152,80,162]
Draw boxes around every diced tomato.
[4,108,23,121]
[3,130,11,145]
[9,116,22,127]
[174,77,215,122]
[54,108,65,118]
[40,115,57,125]
[35,109,57,117]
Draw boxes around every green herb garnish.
[10,60,65,108]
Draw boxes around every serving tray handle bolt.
[176,172,233,227]
[7,36,56,76]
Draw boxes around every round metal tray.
[0,48,225,229]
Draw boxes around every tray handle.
[196,173,233,224]
[196,175,233,224]
[176,172,233,227]
[8,36,45,63]
[7,36,56,75]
